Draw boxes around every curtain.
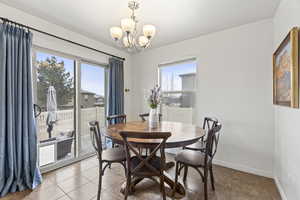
[108,57,124,124]
[0,23,42,197]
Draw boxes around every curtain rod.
[0,17,125,61]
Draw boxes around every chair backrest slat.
[120,131,171,176]
[202,117,218,141]
[139,113,162,122]
[107,114,127,125]
[205,122,222,161]
[88,121,103,157]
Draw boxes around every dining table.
[103,120,205,198]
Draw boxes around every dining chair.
[181,117,219,183]
[173,122,222,200]
[106,114,127,147]
[107,114,127,125]
[89,121,126,200]
[183,117,218,152]
[139,113,162,122]
[120,131,171,200]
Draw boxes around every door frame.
[32,45,108,173]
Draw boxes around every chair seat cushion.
[185,141,206,151]
[175,150,211,167]
[129,156,163,176]
[102,147,126,162]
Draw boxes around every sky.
[81,63,105,96]
[36,52,105,96]
[160,60,197,91]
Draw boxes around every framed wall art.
[273,27,299,108]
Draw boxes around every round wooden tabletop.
[103,121,205,148]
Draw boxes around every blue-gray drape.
[108,57,124,124]
[0,23,42,197]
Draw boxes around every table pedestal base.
[120,163,185,199]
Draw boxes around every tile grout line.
[57,176,95,199]
[55,184,70,200]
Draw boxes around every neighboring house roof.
[95,94,105,99]
[179,73,196,77]
[81,90,104,98]
[80,89,95,95]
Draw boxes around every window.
[159,59,197,108]
[159,59,197,123]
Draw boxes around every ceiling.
[0,0,280,50]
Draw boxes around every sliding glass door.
[79,62,107,155]
[33,51,76,168]
[33,47,108,171]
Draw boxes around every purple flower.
[147,85,161,109]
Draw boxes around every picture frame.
[273,27,299,108]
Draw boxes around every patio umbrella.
[46,86,57,138]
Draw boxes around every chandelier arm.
[131,9,135,21]
[126,32,132,47]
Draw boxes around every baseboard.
[274,177,288,200]
[167,151,274,178]
[212,159,273,178]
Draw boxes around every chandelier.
[110,0,156,51]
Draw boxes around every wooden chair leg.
[160,175,166,200]
[172,162,179,197]
[97,164,103,200]
[209,164,215,190]
[124,174,131,200]
[204,167,208,200]
[183,166,188,182]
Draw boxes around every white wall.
[273,0,300,199]
[0,3,133,119]
[132,19,274,177]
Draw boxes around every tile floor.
[2,154,281,200]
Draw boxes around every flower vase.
[149,108,159,128]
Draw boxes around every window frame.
[158,58,198,124]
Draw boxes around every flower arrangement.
[147,85,161,109]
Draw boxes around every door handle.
[34,104,42,118]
